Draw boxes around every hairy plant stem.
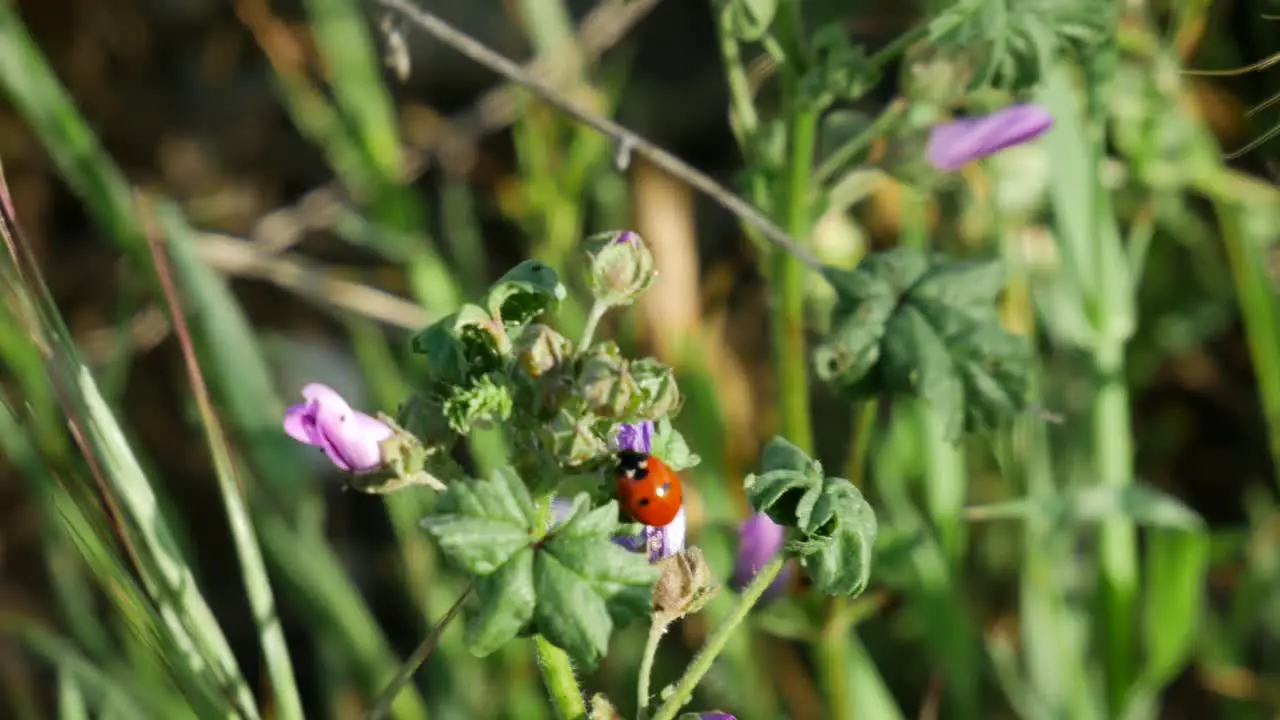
[367,584,474,720]
[635,617,670,720]
[577,300,608,356]
[816,597,855,720]
[535,635,588,720]
[649,557,785,720]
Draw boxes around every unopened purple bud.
[585,229,657,306]
[925,103,1053,172]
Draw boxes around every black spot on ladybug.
[638,497,651,507]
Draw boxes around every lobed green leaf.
[814,247,1031,440]
[744,437,878,596]
[420,478,657,667]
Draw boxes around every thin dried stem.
[250,0,662,253]
[376,0,822,269]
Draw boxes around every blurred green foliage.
[0,0,1279,718]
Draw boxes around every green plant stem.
[814,99,906,185]
[816,597,855,720]
[534,635,588,720]
[367,584,474,720]
[650,557,785,720]
[768,105,820,455]
[578,300,608,355]
[635,618,669,720]
[1094,340,1137,708]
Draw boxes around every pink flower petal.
[282,383,391,474]
[349,411,394,443]
[925,103,1054,172]
[300,383,352,412]
[283,401,321,445]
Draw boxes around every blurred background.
[0,0,1279,718]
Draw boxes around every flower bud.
[630,358,683,418]
[541,407,609,467]
[589,694,623,720]
[514,323,573,378]
[653,546,718,622]
[578,343,639,419]
[612,419,654,454]
[585,230,657,307]
[283,383,393,474]
[925,104,1054,173]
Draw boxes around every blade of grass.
[0,617,151,719]
[302,0,402,180]
[0,169,259,719]
[155,207,432,719]
[57,664,89,720]
[0,387,201,717]
[1206,199,1280,491]
[141,197,305,720]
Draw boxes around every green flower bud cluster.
[400,231,689,492]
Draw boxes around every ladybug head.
[616,450,650,480]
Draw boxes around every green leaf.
[421,480,657,665]
[466,548,536,656]
[802,24,876,109]
[535,498,659,667]
[409,320,470,386]
[744,437,878,596]
[964,484,1203,530]
[814,247,1031,439]
[486,259,565,327]
[419,467,536,575]
[648,418,701,472]
[1140,530,1209,686]
[410,303,507,386]
[442,373,514,434]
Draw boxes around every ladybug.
[614,451,683,527]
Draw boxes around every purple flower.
[925,103,1054,172]
[282,383,393,473]
[613,419,654,454]
[616,506,687,562]
[732,512,792,601]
